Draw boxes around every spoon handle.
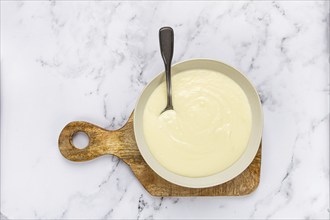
[159,27,174,110]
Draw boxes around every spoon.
[159,27,174,114]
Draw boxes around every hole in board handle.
[72,131,90,149]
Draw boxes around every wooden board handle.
[58,121,119,162]
[58,114,139,163]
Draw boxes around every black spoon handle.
[159,27,174,111]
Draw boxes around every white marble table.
[1,1,329,219]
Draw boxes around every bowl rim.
[133,58,263,188]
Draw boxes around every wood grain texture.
[58,113,261,197]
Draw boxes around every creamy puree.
[143,69,252,177]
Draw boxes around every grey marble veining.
[1,1,329,219]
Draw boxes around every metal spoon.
[159,27,174,114]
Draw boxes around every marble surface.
[1,1,329,219]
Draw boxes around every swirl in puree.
[143,69,252,177]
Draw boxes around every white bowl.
[134,59,263,188]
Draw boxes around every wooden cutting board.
[58,112,262,197]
